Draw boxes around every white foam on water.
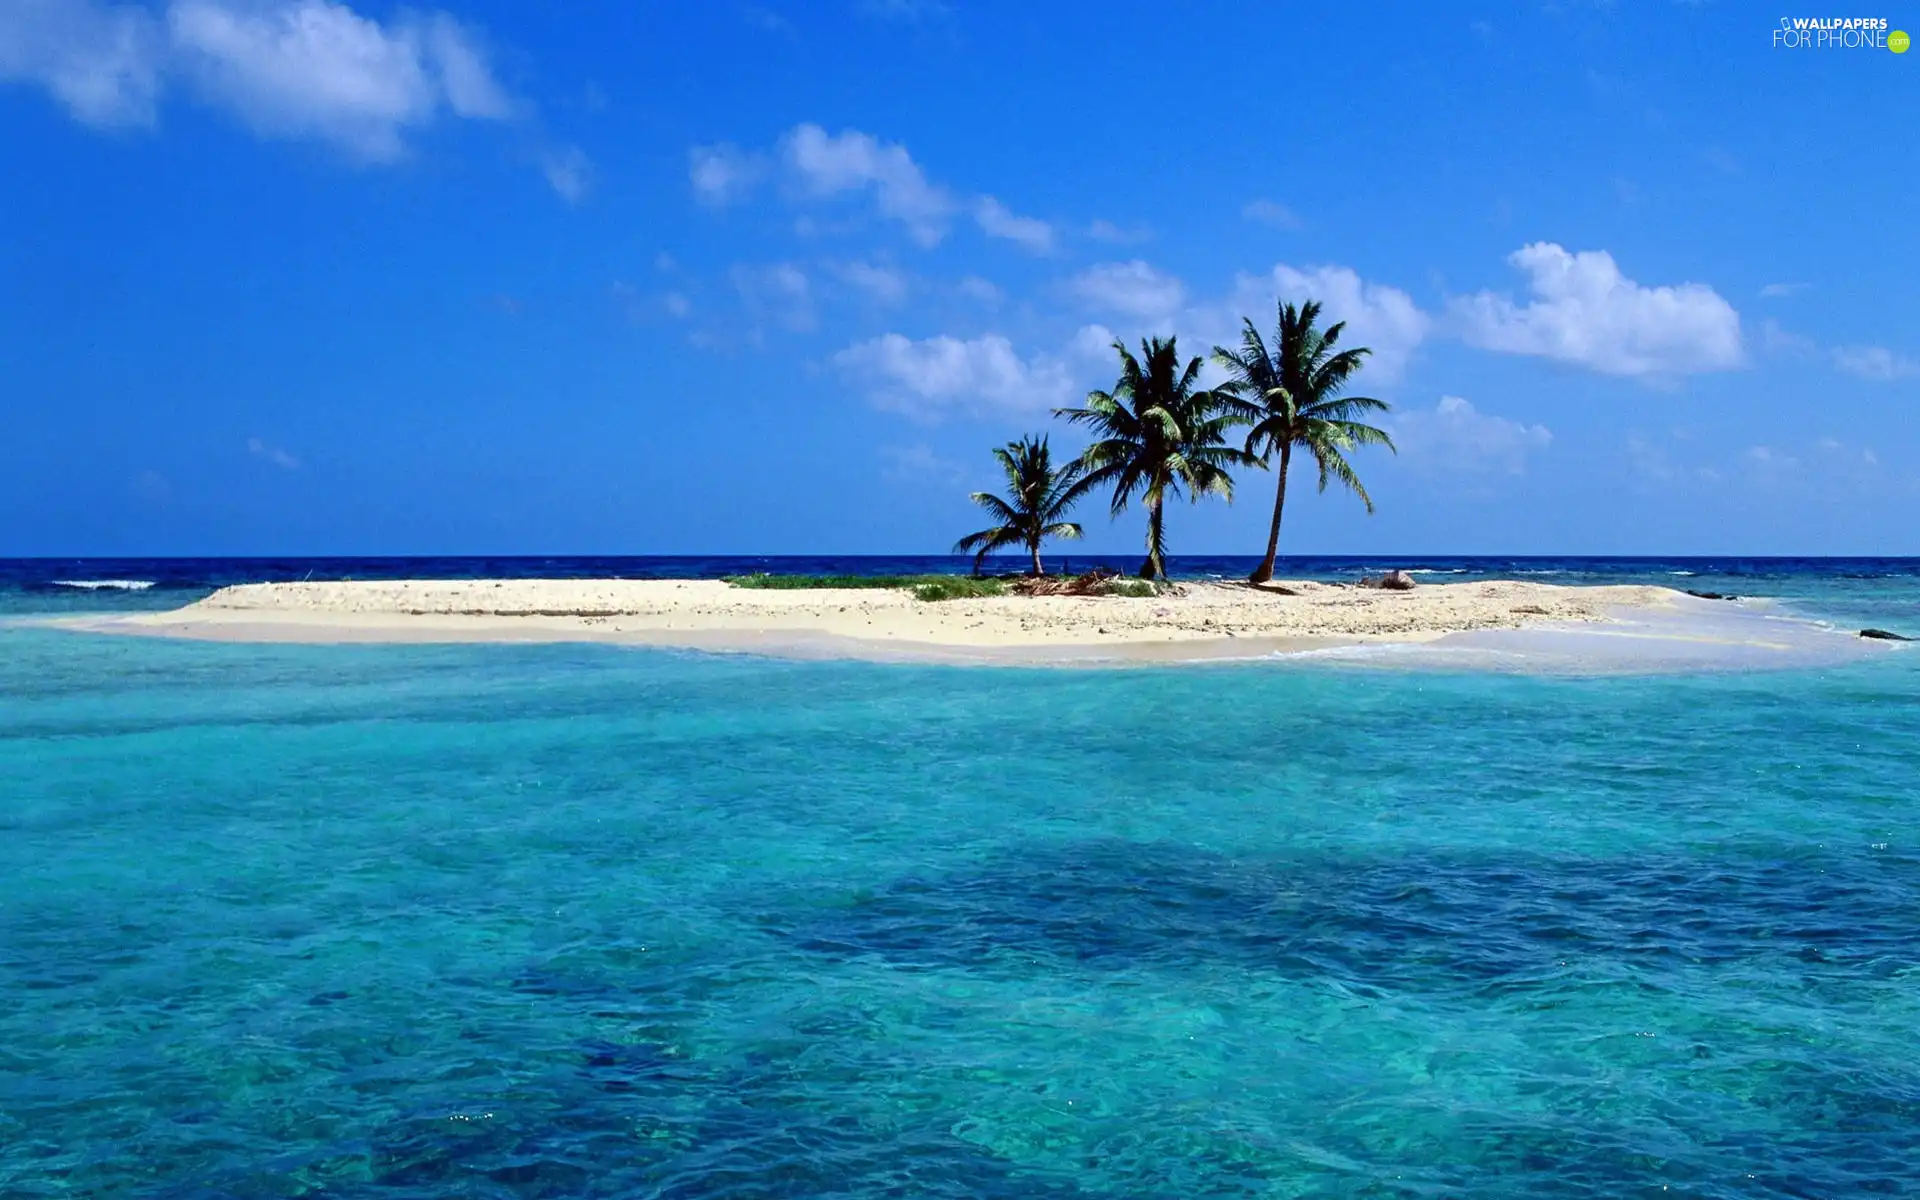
[52,580,156,591]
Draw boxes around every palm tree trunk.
[1030,540,1044,577]
[1248,443,1292,584]
[1140,496,1165,580]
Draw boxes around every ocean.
[3,557,1918,1196]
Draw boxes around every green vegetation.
[1053,336,1256,581]
[1214,300,1396,584]
[744,296,1395,596]
[953,435,1087,577]
[720,573,1005,601]
[910,576,1006,602]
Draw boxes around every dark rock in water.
[1685,590,1739,601]
[1859,628,1913,641]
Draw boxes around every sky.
[1,0,1915,558]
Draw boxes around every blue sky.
[1,0,1914,557]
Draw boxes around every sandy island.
[44,576,1888,671]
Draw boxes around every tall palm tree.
[1054,336,1254,580]
[953,435,1087,577]
[1214,301,1396,585]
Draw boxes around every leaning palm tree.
[953,435,1086,576]
[1054,336,1254,580]
[1214,300,1396,585]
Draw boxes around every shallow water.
[3,567,1920,1196]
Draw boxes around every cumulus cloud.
[687,123,1050,252]
[0,0,164,127]
[1069,260,1188,322]
[837,261,910,304]
[1759,318,1818,358]
[782,123,952,245]
[540,144,592,203]
[1087,218,1148,244]
[1451,243,1743,378]
[1391,396,1551,476]
[1063,259,1430,382]
[0,0,534,164]
[956,275,1002,305]
[688,142,763,205]
[973,196,1053,253]
[1745,445,1799,471]
[835,333,1076,420]
[1068,322,1123,365]
[1832,344,1920,382]
[1242,199,1303,229]
[1225,264,1432,382]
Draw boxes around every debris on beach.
[1359,570,1417,591]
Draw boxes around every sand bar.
[42,576,1895,671]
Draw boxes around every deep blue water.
[3,558,1919,1196]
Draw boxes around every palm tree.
[953,435,1087,576]
[1054,336,1254,580]
[1214,301,1396,585]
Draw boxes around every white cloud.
[1832,344,1920,382]
[541,144,592,203]
[661,291,691,318]
[1759,318,1817,358]
[1068,322,1121,364]
[782,123,953,245]
[1222,264,1431,382]
[1087,218,1148,244]
[247,436,300,469]
[729,263,814,332]
[1064,260,1429,383]
[1070,260,1187,323]
[956,275,1002,305]
[837,261,910,304]
[974,196,1053,253]
[835,333,1076,420]
[1,0,517,162]
[1628,433,1886,495]
[688,142,762,205]
[1451,242,1743,378]
[1242,199,1302,230]
[1745,445,1799,471]
[1391,396,1551,475]
[0,0,163,127]
[690,123,1053,253]
[168,0,510,160]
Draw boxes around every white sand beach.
[48,575,1876,670]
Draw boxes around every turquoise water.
[3,591,1919,1196]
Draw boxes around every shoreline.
[38,577,1894,671]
